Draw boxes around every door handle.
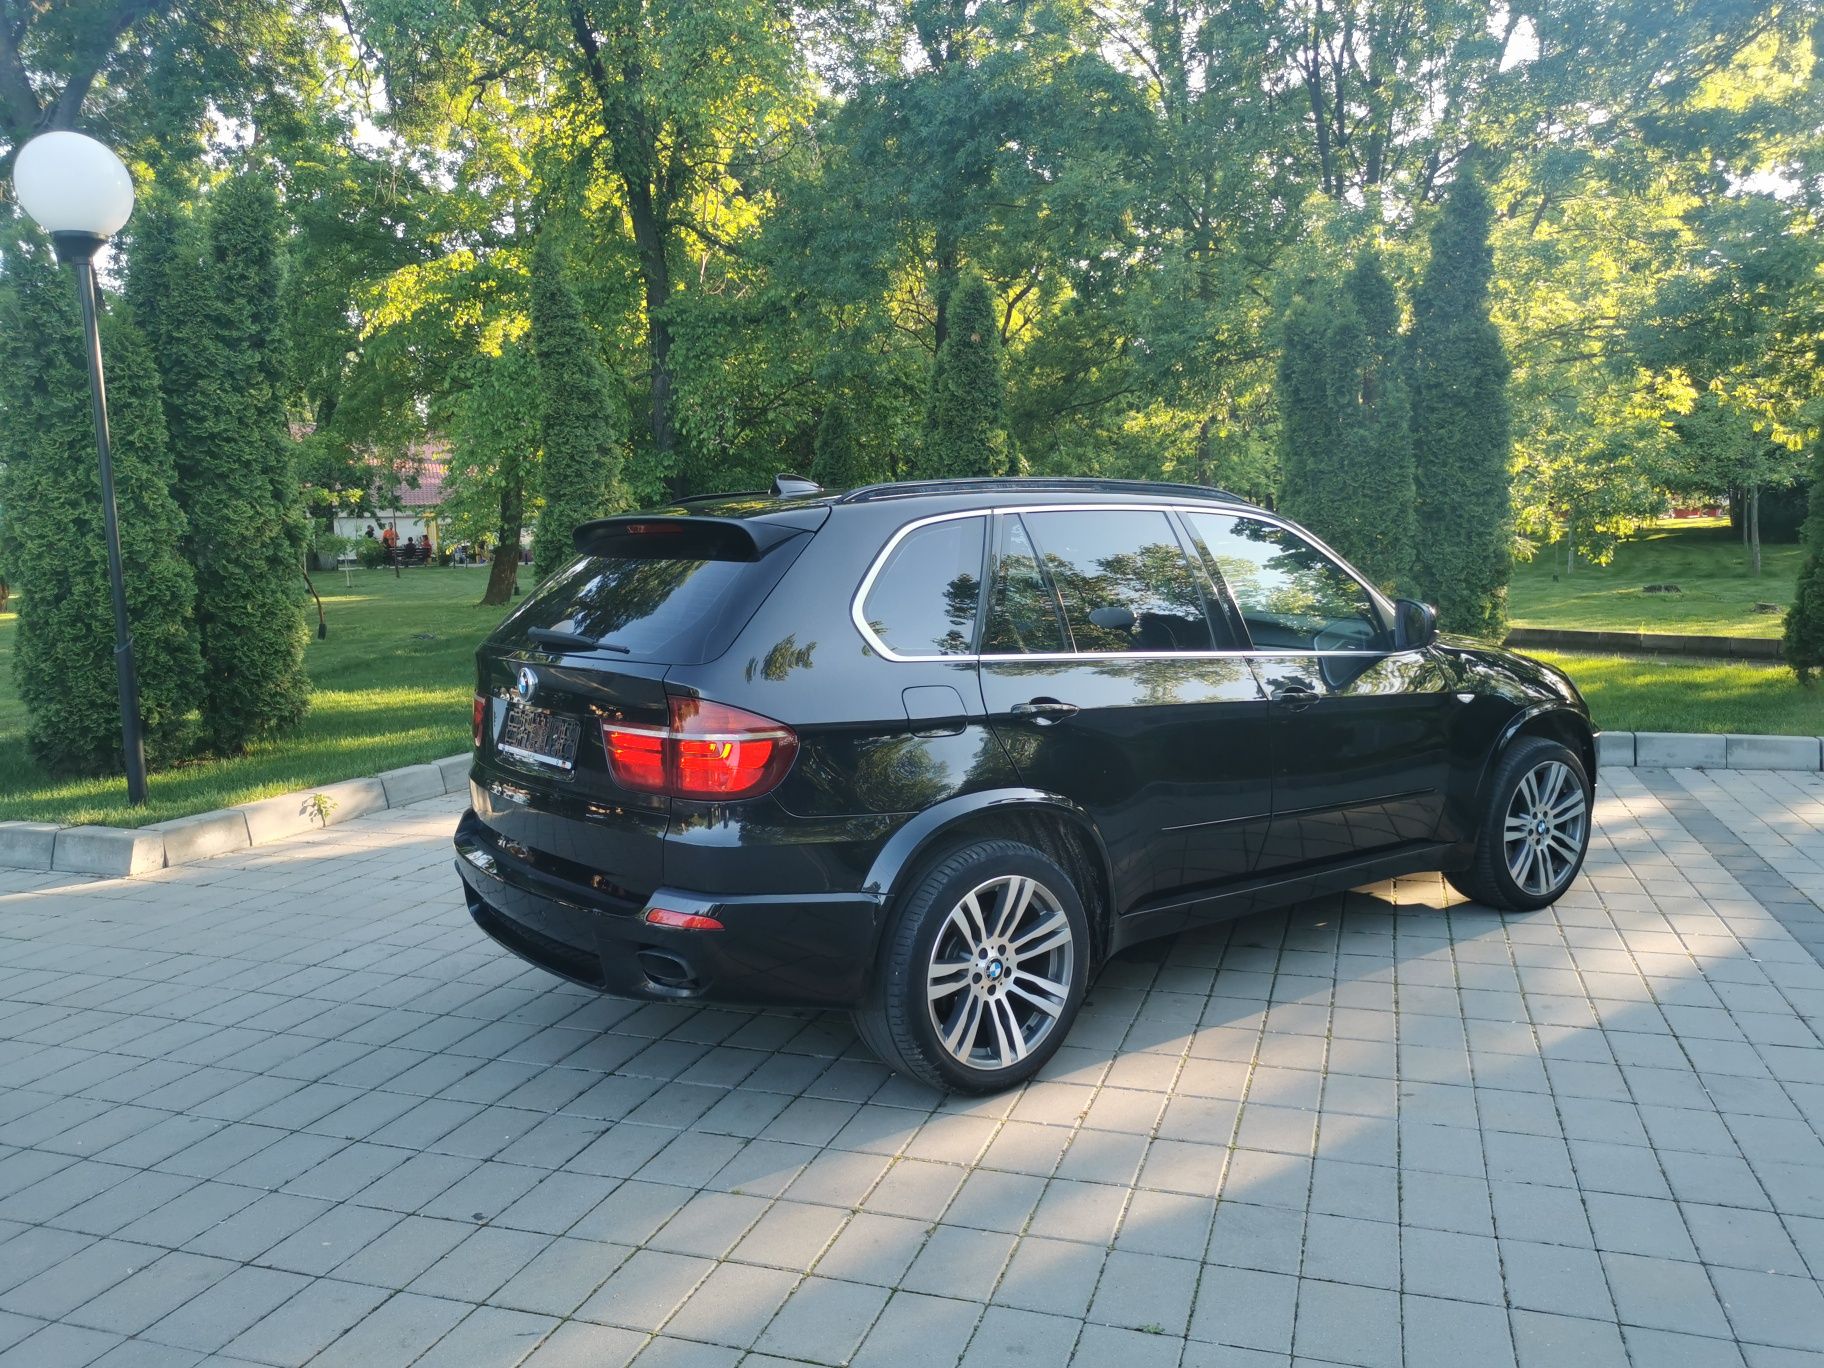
[1010,697,1079,724]
[1270,685,1320,712]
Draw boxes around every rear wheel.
[1448,736,1592,911]
[855,838,1089,1093]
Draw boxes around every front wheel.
[855,839,1089,1093]
[1448,736,1592,912]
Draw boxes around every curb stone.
[52,825,165,878]
[1,753,473,878]
[379,763,445,807]
[1634,732,1730,769]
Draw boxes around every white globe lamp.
[12,130,136,262]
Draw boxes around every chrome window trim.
[851,510,992,663]
[850,501,1404,664]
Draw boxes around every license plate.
[499,703,581,771]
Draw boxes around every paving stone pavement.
[3,764,1824,1368]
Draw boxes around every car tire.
[855,838,1090,1094]
[1447,735,1593,912]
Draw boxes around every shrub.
[1783,447,1824,684]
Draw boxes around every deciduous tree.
[445,341,542,605]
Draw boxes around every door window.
[982,515,1069,654]
[860,516,985,657]
[1021,509,1217,654]
[1187,514,1390,652]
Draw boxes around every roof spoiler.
[571,514,807,562]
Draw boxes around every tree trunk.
[1565,528,1575,574]
[480,476,523,606]
[932,226,960,353]
[622,174,677,489]
[1750,483,1762,577]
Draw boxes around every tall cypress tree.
[1330,249,1415,586]
[920,269,1010,479]
[1408,175,1514,638]
[0,234,204,772]
[811,398,882,489]
[530,235,622,581]
[132,180,311,752]
[1276,289,1342,533]
[1783,445,1824,684]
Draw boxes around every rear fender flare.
[863,788,1116,915]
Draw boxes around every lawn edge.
[0,753,470,877]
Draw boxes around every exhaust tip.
[636,947,701,991]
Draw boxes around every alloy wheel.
[1502,759,1588,898]
[925,874,1075,1070]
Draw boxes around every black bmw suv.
[456,476,1596,1092]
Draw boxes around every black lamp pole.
[52,229,148,806]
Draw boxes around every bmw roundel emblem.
[516,667,537,701]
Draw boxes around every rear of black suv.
[457,477,1597,1093]
[455,487,998,1012]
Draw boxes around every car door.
[977,507,1273,909]
[1182,511,1457,871]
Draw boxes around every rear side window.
[860,516,985,657]
[512,533,809,664]
[983,515,1068,654]
[1022,510,1216,653]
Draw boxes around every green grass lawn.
[0,567,521,828]
[1536,651,1822,737]
[1510,520,1802,639]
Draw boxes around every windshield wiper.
[529,627,630,654]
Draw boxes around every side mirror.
[1394,598,1438,651]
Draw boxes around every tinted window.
[514,537,808,664]
[1187,514,1390,652]
[861,517,985,656]
[1020,510,1217,654]
[983,515,1068,654]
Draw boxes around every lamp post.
[12,131,147,805]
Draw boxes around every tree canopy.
[1,0,1820,654]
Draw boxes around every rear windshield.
[508,534,809,664]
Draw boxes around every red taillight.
[472,693,487,748]
[603,726,666,791]
[601,697,798,800]
[643,907,724,931]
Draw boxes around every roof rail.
[837,476,1247,505]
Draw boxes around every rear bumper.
[453,809,886,1008]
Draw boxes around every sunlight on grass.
[1511,522,1801,640]
[0,568,513,828]
[1537,652,1824,737]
